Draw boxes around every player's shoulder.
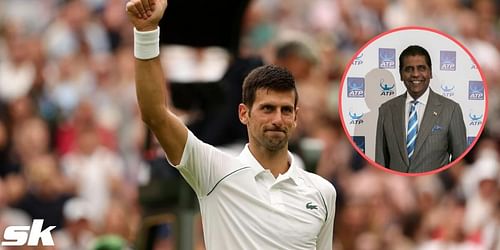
[300,170,337,197]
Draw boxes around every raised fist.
[125,0,168,31]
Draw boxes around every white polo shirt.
[173,131,336,250]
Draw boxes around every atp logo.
[379,48,395,69]
[440,50,456,71]
[467,136,475,146]
[352,53,364,65]
[440,84,455,97]
[349,111,364,125]
[352,136,365,153]
[468,112,483,126]
[379,79,395,96]
[468,81,484,100]
[347,77,365,98]
[1,220,55,246]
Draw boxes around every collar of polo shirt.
[238,144,303,186]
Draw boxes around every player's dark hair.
[242,65,298,108]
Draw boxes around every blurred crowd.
[0,0,499,249]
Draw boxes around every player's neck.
[248,144,290,177]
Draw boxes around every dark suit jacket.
[375,89,467,173]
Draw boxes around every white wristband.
[134,27,160,60]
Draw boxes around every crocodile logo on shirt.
[306,202,318,210]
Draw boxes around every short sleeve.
[170,131,241,197]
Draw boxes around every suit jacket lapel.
[390,94,409,166]
[413,90,443,158]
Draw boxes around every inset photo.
[339,27,488,175]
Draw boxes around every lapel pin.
[433,112,438,116]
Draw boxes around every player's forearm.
[126,0,169,126]
[127,0,187,165]
[135,56,169,128]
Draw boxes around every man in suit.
[375,45,467,173]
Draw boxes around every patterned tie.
[406,100,419,160]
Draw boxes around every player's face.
[239,89,297,151]
[400,55,432,99]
